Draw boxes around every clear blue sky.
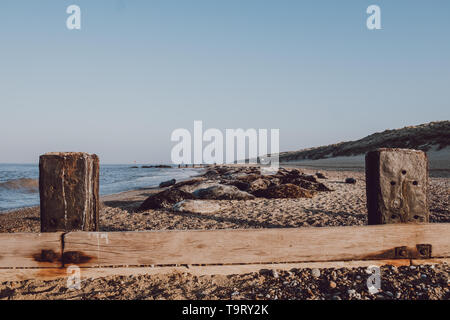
[0,0,449,164]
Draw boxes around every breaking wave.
[0,178,39,193]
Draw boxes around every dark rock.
[193,184,255,200]
[138,189,195,211]
[248,178,271,193]
[345,178,357,184]
[225,180,251,191]
[172,178,207,189]
[267,177,281,186]
[316,172,327,179]
[276,168,291,176]
[177,181,217,193]
[215,167,234,175]
[288,178,332,192]
[300,175,318,183]
[253,184,316,199]
[281,172,318,184]
[259,269,274,276]
[284,169,303,179]
[203,169,220,179]
[277,168,302,178]
[159,179,176,188]
[236,174,263,183]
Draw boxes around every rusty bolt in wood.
[395,246,408,258]
[416,244,432,258]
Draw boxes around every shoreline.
[1,161,448,214]
[1,165,448,233]
[0,167,207,215]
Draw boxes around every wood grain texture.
[39,152,99,232]
[366,149,429,225]
[63,223,450,267]
[0,233,63,268]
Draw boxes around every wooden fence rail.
[1,223,449,281]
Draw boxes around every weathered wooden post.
[366,148,428,225]
[39,152,100,232]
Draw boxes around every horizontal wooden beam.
[63,223,450,267]
[0,232,62,268]
[1,224,449,271]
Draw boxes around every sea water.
[0,164,202,212]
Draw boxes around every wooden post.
[39,152,100,232]
[366,148,428,225]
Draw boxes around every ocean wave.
[0,178,39,193]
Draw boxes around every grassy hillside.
[280,121,450,162]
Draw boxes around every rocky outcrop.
[139,189,195,210]
[203,169,220,179]
[253,184,315,199]
[172,178,207,189]
[248,178,272,193]
[287,178,332,192]
[138,166,332,212]
[235,174,263,183]
[193,184,255,200]
[224,180,251,191]
[316,172,327,179]
[159,179,176,188]
[177,181,218,193]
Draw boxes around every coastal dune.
[279,121,450,175]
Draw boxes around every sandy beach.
[1,167,448,233]
[0,165,449,300]
[1,264,448,300]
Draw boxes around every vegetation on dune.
[280,121,450,162]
